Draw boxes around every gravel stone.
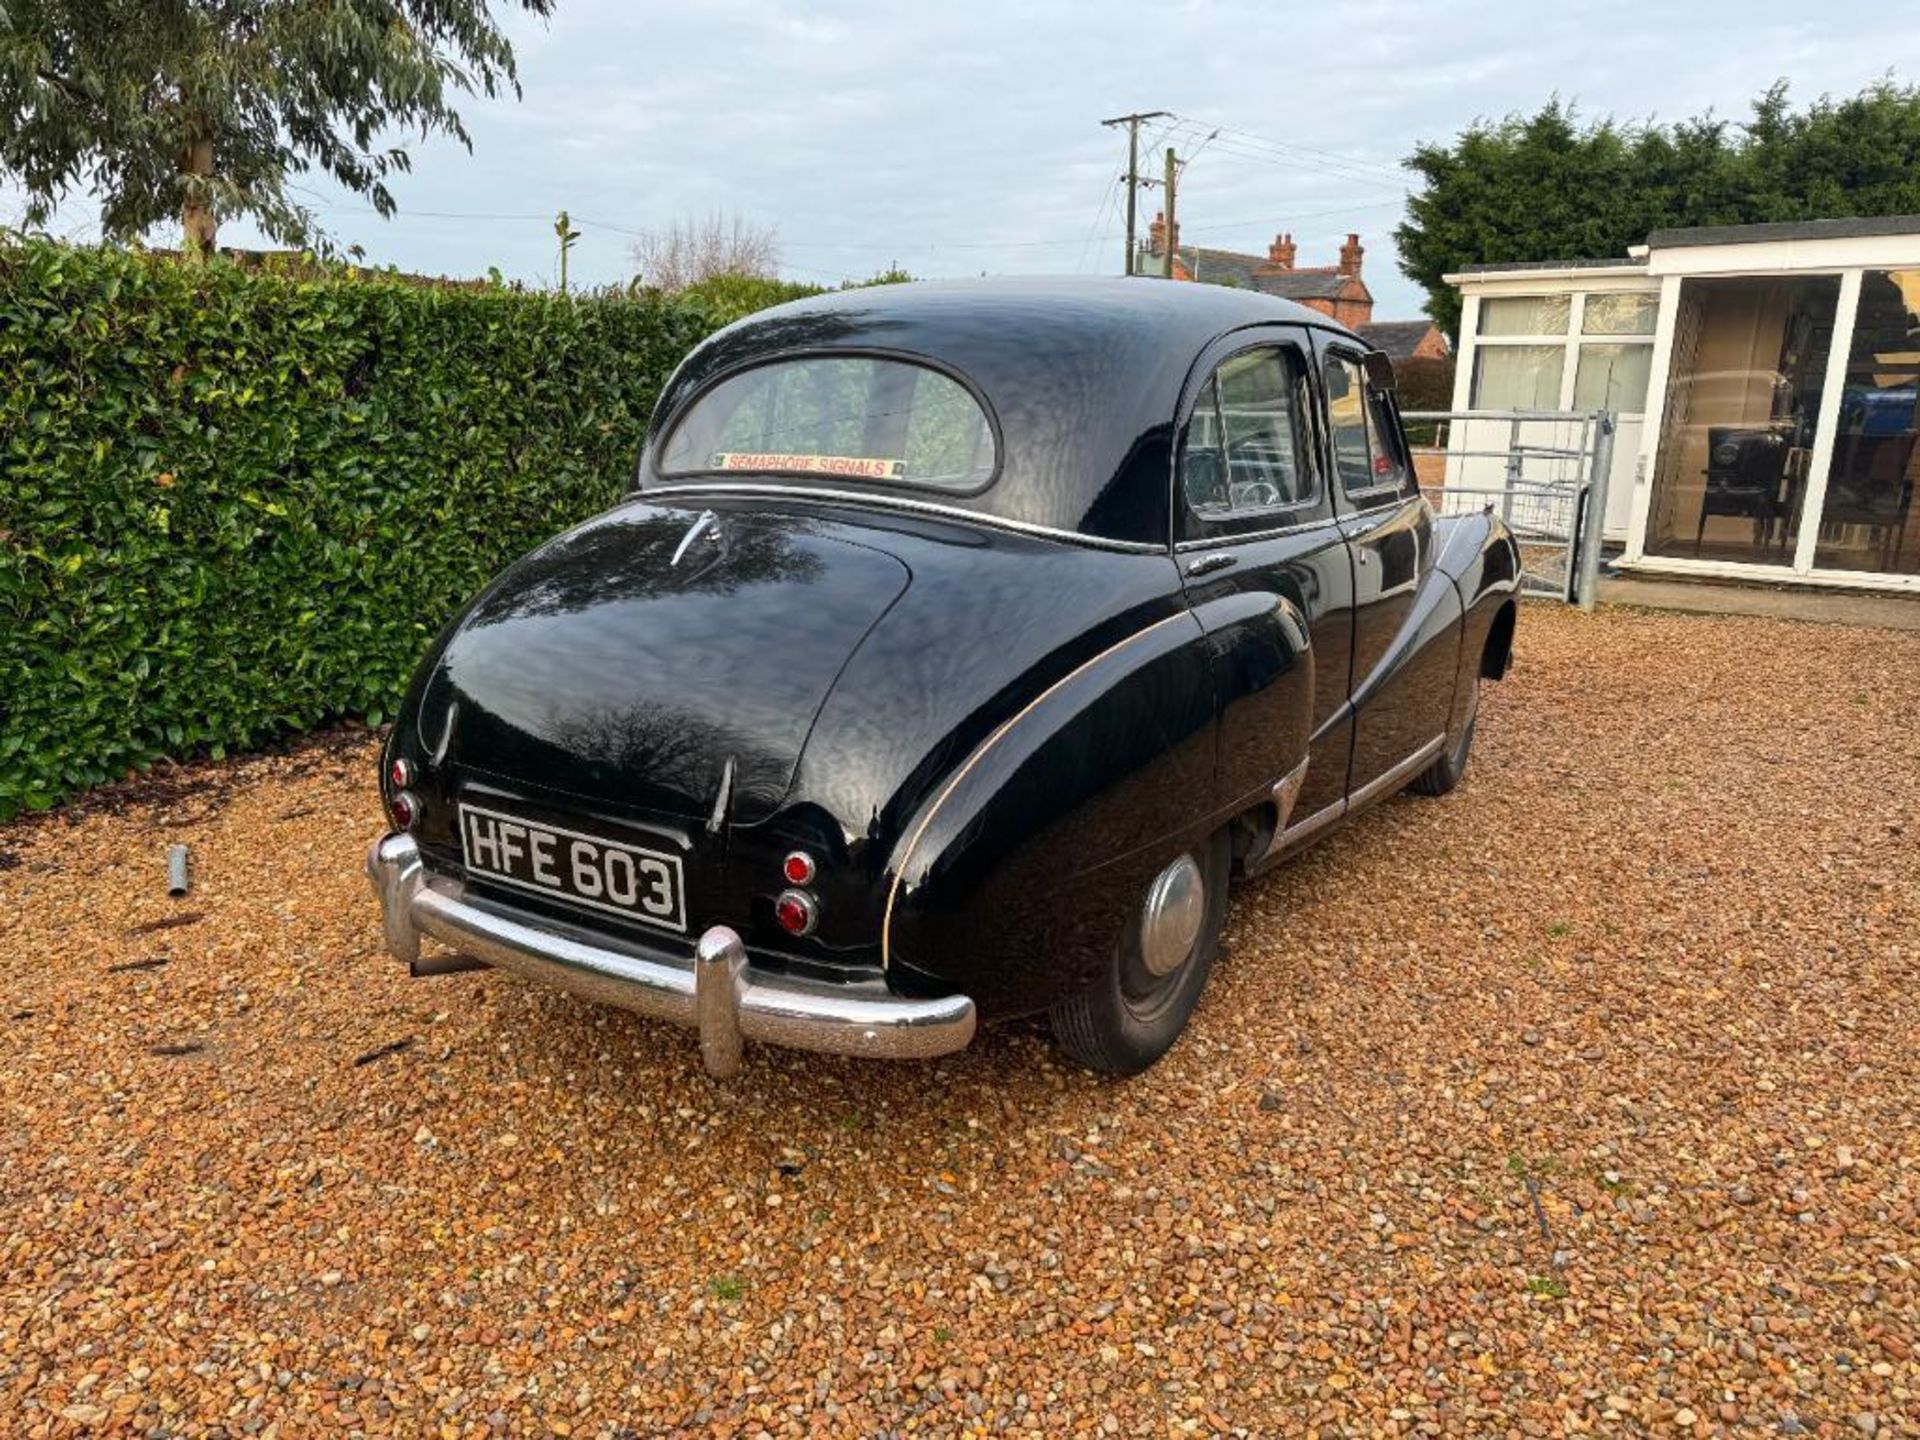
[3,605,1918,1435]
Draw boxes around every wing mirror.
[1362,349,1397,392]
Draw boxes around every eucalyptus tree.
[0,0,554,258]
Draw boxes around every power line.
[274,181,1407,265]
[1184,126,1223,167]
[1191,137,1408,193]
[1075,172,1127,275]
[1174,114,1407,177]
[1168,113,1407,184]
[1173,195,1406,239]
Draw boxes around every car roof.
[642,278,1358,548]
[730,274,1345,347]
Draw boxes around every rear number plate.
[458,802,686,933]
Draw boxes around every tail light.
[782,850,816,885]
[774,889,817,937]
[389,757,414,789]
[389,790,420,831]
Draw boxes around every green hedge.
[0,241,723,816]
[1394,356,1457,447]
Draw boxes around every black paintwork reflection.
[1342,497,1457,791]
[884,615,1217,1015]
[462,507,823,621]
[1183,525,1355,820]
[783,523,1191,871]
[430,502,904,824]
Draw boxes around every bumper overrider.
[365,833,976,1076]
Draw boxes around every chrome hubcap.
[1140,853,1206,978]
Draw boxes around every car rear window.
[658,355,996,491]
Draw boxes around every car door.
[1317,336,1459,798]
[1174,328,1355,834]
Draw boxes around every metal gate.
[1402,408,1615,609]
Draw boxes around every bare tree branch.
[629,212,780,292]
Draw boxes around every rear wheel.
[1049,830,1230,1074]
[1411,674,1479,797]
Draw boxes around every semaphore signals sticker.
[712,452,907,480]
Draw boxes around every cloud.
[5,0,1914,319]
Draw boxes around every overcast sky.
[11,1,1919,318]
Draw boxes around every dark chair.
[1696,426,1791,554]
[1821,431,1916,570]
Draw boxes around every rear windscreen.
[658,355,996,491]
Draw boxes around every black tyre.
[1410,674,1479,797]
[1048,829,1231,1075]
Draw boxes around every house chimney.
[1267,232,1297,269]
[1147,209,1180,256]
[1338,232,1364,278]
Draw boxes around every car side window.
[1325,353,1414,503]
[1181,345,1316,525]
[1183,377,1228,515]
[1325,355,1376,495]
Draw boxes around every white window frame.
[1620,225,1920,591]
[1463,286,1659,418]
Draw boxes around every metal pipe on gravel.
[166,844,190,898]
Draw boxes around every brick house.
[1138,214,1449,362]
[1354,319,1450,363]
[1140,214,1374,328]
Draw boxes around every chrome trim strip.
[366,835,976,1072]
[669,508,718,567]
[1342,487,1413,512]
[1175,515,1336,550]
[1272,759,1308,832]
[1275,797,1346,857]
[428,700,459,768]
[1266,734,1448,865]
[1348,734,1446,812]
[705,756,734,836]
[881,612,1190,970]
[640,483,1167,555]
[1242,758,1311,874]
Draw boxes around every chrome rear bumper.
[365,833,976,1076]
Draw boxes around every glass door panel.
[1646,275,1840,564]
[1573,343,1653,414]
[1813,270,1920,575]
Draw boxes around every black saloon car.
[368,279,1520,1075]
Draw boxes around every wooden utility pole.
[1163,146,1178,279]
[554,210,581,294]
[1100,110,1168,276]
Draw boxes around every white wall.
[1443,269,1656,542]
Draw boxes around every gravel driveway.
[3,605,1916,1438]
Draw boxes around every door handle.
[1185,553,1237,578]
